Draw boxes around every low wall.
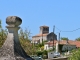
[45,57,68,60]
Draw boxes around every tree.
[0,20,7,47]
[61,37,69,40]
[68,48,80,60]
[19,28,35,55]
[0,20,2,28]
[75,37,80,41]
[35,40,48,51]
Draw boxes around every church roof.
[32,33,48,37]
[40,25,49,28]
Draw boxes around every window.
[51,53,53,54]
[43,28,48,31]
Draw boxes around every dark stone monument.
[0,16,34,60]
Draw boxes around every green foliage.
[36,50,48,56]
[0,20,34,55]
[43,50,48,55]
[48,49,53,52]
[0,20,7,47]
[58,44,64,52]
[38,43,44,47]
[34,40,48,52]
[35,40,47,51]
[75,37,80,41]
[61,37,69,40]
[19,28,31,40]
[42,50,48,59]
[0,20,2,28]
[19,28,34,55]
[68,48,80,60]
[48,47,55,52]
[36,51,43,56]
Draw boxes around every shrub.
[43,50,48,55]
[36,51,43,56]
[68,48,80,60]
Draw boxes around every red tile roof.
[32,33,48,37]
[45,40,57,46]
[45,40,80,48]
[74,41,80,47]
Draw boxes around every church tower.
[40,25,49,34]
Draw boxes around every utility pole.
[42,31,43,44]
[58,32,60,53]
[66,37,68,52]
[53,25,55,50]
[58,32,60,44]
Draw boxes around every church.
[32,25,57,43]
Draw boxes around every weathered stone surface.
[6,16,22,27]
[0,16,34,60]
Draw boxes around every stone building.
[32,25,57,43]
[47,32,57,41]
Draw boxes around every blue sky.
[0,0,80,40]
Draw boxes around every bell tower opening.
[40,25,49,34]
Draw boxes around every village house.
[44,40,80,51]
[32,25,57,43]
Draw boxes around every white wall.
[44,44,48,50]
[48,51,54,58]
[44,44,53,50]
[32,36,47,43]
[39,36,47,43]
[44,43,76,51]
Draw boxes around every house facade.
[44,40,79,51]
[32,25,57,43]
[62,44,76,51]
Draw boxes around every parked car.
[53,52,60,58]
[31,55,42,60]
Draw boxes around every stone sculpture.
[0,16,34,60]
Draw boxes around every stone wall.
[45,57,68,60]
[52,58,68,60]
[32,36,47,43]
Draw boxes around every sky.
[0,0,80,40]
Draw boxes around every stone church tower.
[40,26,49,34]
[32,25,57,43]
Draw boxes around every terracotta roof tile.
[74,41,80,47]
[32,33,48,37]
[46,40,80,48]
